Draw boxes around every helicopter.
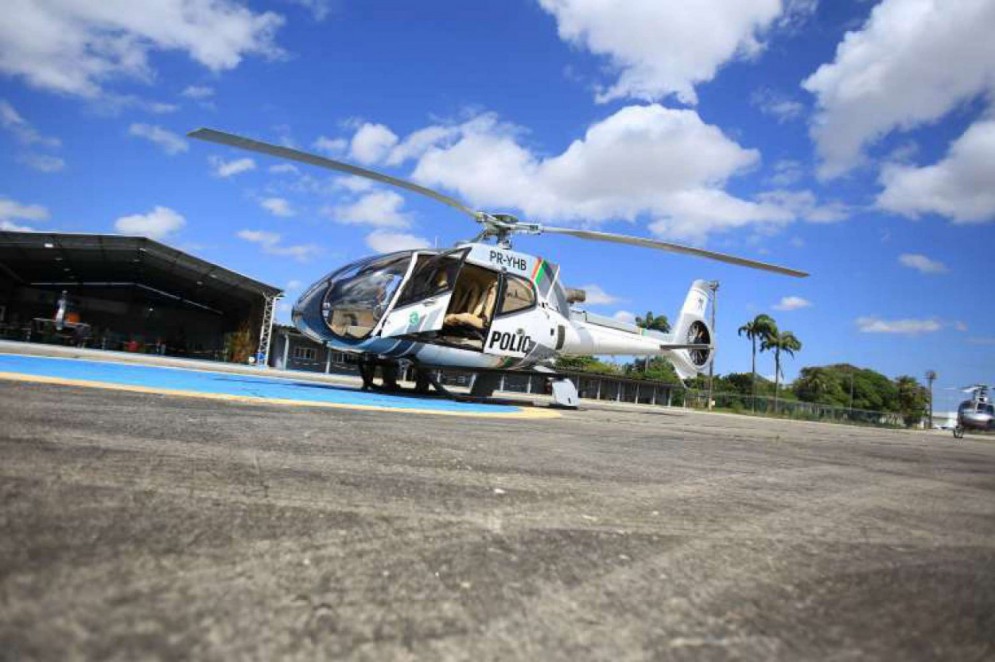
[953,385,994,438]
[189,128,808,406]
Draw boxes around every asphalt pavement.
[1,381,993,660]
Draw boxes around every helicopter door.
[484,273,548,359]
[378,248,467,338]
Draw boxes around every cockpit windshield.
[322,252,412,340]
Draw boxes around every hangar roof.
[0,231,282,315]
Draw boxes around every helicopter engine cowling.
[564,287,586,303]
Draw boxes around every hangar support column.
[256,294,279,366]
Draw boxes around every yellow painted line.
[0,371,560,420]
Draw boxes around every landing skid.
[953,425,994,439]
[356,357,578,409]
[421,365,579,409]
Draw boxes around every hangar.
[0,231,282,363]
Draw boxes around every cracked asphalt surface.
[1,381,994,660]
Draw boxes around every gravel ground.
[1,381,993,661]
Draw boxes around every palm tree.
[635,311,670,333]
[761,329,802,414]
[635,312,670,373]
[738,314,777,411]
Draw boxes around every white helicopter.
[190,128,808,406]
[954,384,994,438]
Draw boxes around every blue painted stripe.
[0,354,521,414]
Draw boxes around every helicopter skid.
[953,423,994,439]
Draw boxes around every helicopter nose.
[291,279,330,345]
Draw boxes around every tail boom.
[562,280,715,380]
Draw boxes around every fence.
[270,353,904,428]
[683,389,904,427]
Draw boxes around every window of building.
[293,346,317,361]
[498,275,535,316]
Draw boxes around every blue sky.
[1,0,993,407]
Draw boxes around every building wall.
[270,329,355,375]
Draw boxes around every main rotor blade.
[540,226,809,278]
[188,127,479,220]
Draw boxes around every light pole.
[706,281,719,410]
[926,370,937,429]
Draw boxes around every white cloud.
[269,163,299,175]
[803,0,995,178]
[412,106,769,241]
[612,310,636,325]
[128,123,187,155]
[754,189,848,224]
[579,284,619,306]
[767,159,804,187]
[0,197,49,231]
[260,197,294,217]
[0,0,284,98]
[349,105,843,243]
[778,0,819,32]
[325,190,411,228]
[333,175,375,193]
[349,123,399,165]
[773,295,812,311]
[18,153,65,172]
[856,316,942,335]
[284,0,333,21]
[1,100,63,172]
[538,0,783,104]
[898,253,948,274]
[180,85,214,99]
[237,229,319,262]
[114,205,185,240]
[877,119,995,223]
[96,94,178,116]
[210,156,255,177]
[237,229,279,245]
[364,230,430,254]
[385,125,460,166]
[313,135,347,155]
[751,87,805,122]
[0,100,60,147]
[0,220,36,231]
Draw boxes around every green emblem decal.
[408,311,420,326]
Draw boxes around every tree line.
[555,311,930,426]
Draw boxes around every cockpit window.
[322,253,412,341]
[395,249,466,308]
[498,275,535,316]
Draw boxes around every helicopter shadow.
[213,375,518,406]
